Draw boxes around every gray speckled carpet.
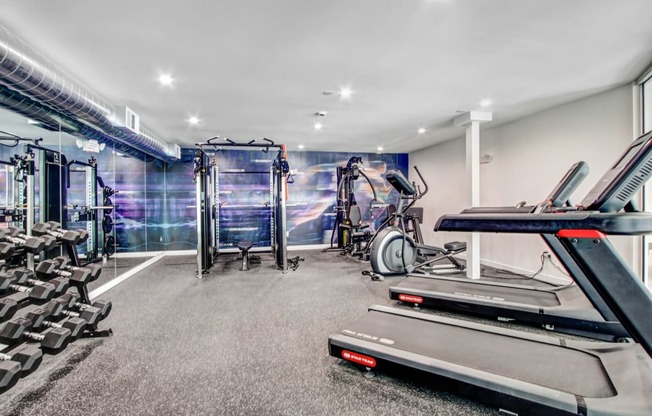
[0,251,508,415]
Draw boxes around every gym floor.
[0,251,574,416]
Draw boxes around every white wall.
[410,85,634,282]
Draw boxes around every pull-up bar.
[195,136,283,153]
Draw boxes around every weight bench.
[237,240,253,271]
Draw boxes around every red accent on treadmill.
[398,294,423,304]
[557,229,607,239]
[341,350,377,367]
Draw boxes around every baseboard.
[162,250,196,256]
[111,244,333,258]
[112,251,164,258]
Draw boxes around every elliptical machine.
[368,166,466,280]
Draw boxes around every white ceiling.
[1,0,652,153]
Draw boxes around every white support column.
[454,111,492,279]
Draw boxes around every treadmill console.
[385,169,417,196]
[543,161,589,207]
[579,131,652,212]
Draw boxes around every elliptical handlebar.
[413,166,428,198]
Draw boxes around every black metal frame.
[194,137,289,277]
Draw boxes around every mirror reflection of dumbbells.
[0,345,43,393]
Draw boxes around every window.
[640,69,652,287]
[641,77,652,133]
[644,78,652,134]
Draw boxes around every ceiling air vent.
[125,107,140,133]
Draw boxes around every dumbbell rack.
[0,222,113,395]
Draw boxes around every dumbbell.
[0,273,55,302]
[46,222,89,244]
[1,345,43,378]
[9,268,69,297]
[0,243,16,260]
[0,360,20,393]
[53,257,102,282]
[0,317,71,353]
[43,299,102,329]
[60,292,112,321]
[0,298,18,322]
[0,345,43,392]
[6,226,57,251]
[25,308,86,340]
[0,229,45,253]
[32,222,80,245]
[36,259,90,285]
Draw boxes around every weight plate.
[103,197,113,215]
[104,235,115,256]
[102,216,114,234]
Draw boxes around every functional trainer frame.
[194,137,289,277]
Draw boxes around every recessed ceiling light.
[314,122,323,130]
[158,74,174,86]
[188,116,200,125]
[377,146,384,152]
[298,144,305,150]
[418,128,427,134]
[480,98,492,108]
[339,87,353,100]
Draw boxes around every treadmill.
[389,161,628,340]
[328,131,652,415]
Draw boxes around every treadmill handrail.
[435,212,652,235]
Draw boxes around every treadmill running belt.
[399,277,562,306]
[343,310,614,397]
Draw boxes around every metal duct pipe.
[0,23,176,161]
[0,84,155,161]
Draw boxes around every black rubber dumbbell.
[36,260,90,285]
[6,227,57,251]
[43,299,102,329]
[0,242,16,260]
[0,298,18,322]
[32,222,80,245]
[0,273,55,302]
[0,360,20,393]
[60,292,112,321]
[0,317,71,354]
[53,257,102,282]
[47,222,89,244]
[0,229,44,253]
[9,268,69,297]
[25,308,86,340]
[0,345,43,377]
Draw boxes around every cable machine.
[194,137,290,277]
[2,139,114,265]
[324,156,378,255]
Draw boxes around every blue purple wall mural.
[0,142,408,253]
